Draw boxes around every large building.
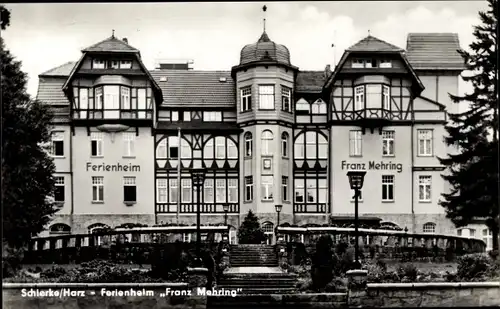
[37,28,493,249]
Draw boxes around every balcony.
[156,202,239,214]
[293,203,330,213]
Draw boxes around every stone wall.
[2,282,206,309]
[350,282,500,307]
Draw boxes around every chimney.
[324,64,332,78]
[122,38,128,44]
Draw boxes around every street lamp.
[223,203,229,226]
[275,204,282,240]
[347,170,366,269]
[190,167,206,266]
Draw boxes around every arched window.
[422,222,436,234]
[296,98,310,113]
[244,132,252,157]
[204,137,238,159]
[49,223,71,235]
[262,222,274,245]
[295,131,328,160]
[281,132,289,157]
[311,99,327,114]
[88,223,111,246]
[261,130,274,155]
[156,137,191,159]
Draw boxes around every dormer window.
[352,59,365,68]
[352,58,377,68]
[93,59,105,69]
[120,60,132,69]
[380,59,392,68]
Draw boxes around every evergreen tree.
[439,0,499,251]
[1,5,58,248]
[237,210,266,244]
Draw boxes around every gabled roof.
[347,35,403,52]
[39,61,76,77]
[406,33,464,70]
[150,70,235,107]
[296,71,326,93]
[82,35,139,53]
[324,35,424,96]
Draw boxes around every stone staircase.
[229,244,278,267]
[214,244,298,296]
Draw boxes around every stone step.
[219,280,296,286]
[222,273,297,279]
[215,287,297,295]
[230,257,277,261]
[229,261,278,265]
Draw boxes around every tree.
[1,5,57,248]
[439,0,499,251]
[237,210,266,244]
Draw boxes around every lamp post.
[223,203,229,226]
[347,170,366,269]
[275,204,282,241]
[190,167,206,266]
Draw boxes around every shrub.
[397,263,418,282]
[310,235,335,290]
[237,210,266,244]
[456,253,499,281]
[2,243,25,278]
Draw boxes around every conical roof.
[239,31,291,65]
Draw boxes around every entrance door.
[262,222,274,245]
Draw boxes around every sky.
[2,1,489,98]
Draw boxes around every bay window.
[203,179,214,203]
[354,86,364,110]
[366,84,382,109]
[261,176,273,201]
[259,85,275,110]
[216,179,226,203]
[228,179,238,203]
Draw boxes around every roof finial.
[262,5,267,32]
[368,29,371,36]
[112,29,115,38]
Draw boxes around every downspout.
[70,122,75,231]
[410,97,415,233]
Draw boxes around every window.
[382,175,394,201]
[204,139,214,159]
[54,176,65,202]
[423,222,436,234]
[294,134,304,159]
[103,85,120,118]
[171,111,179,121]
[121,87,131,109]
[282,176,288,202]
[156,179,167,202]
[92,177,104,202]
[123,177,136,202]
[482,229,493,250]
[227,139,238,159]
[351,59,365,68]
[281,132,289,157]
[366,85,382,108]
[79,88,88,111]
[203,111,222,122]
[261,130,274,155]
[169,179,178,203]
[350,189,363,201]
[295,180,304,202]
[241,86,252,111]
[215,137,225,159]
[354,86,364,110]
[382,85,390,110]
[311,99,327,114]
[110,60,119,69]
[120,60,132,69]
[168,136,179,159]
[122,132,135,157]
[281,86,291,112]
[90,132,103,157]
[349,130,362,156]
[380,59,392,68]
[137,88,146,117]
[306,179,317,202]
[418,175,432,202]
[95,87,103,109]
[183,111,191,121]
[259,85,275,110]
[244,132,252,157]
[228,179,238,203]
[457,229,462,236]
[204,179,214,203]
[156,139,167,158]
[305,131,316,159]
[181,179,192,203]
[93,59,105,69]
[50,132,64,156]
[470,229,476,237]
[382,131,395,156]
[180,138,191,159]
[216,179,226,203]
[318,179,328,203]
[262,176,273,201]
[296,98,310,112]
[244,176,253,202]
[418,130,433,156]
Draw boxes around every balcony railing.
[156,203,239,214]
[72,109,153,120]
[293,203,330,213]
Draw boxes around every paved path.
[224,266,284,274]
